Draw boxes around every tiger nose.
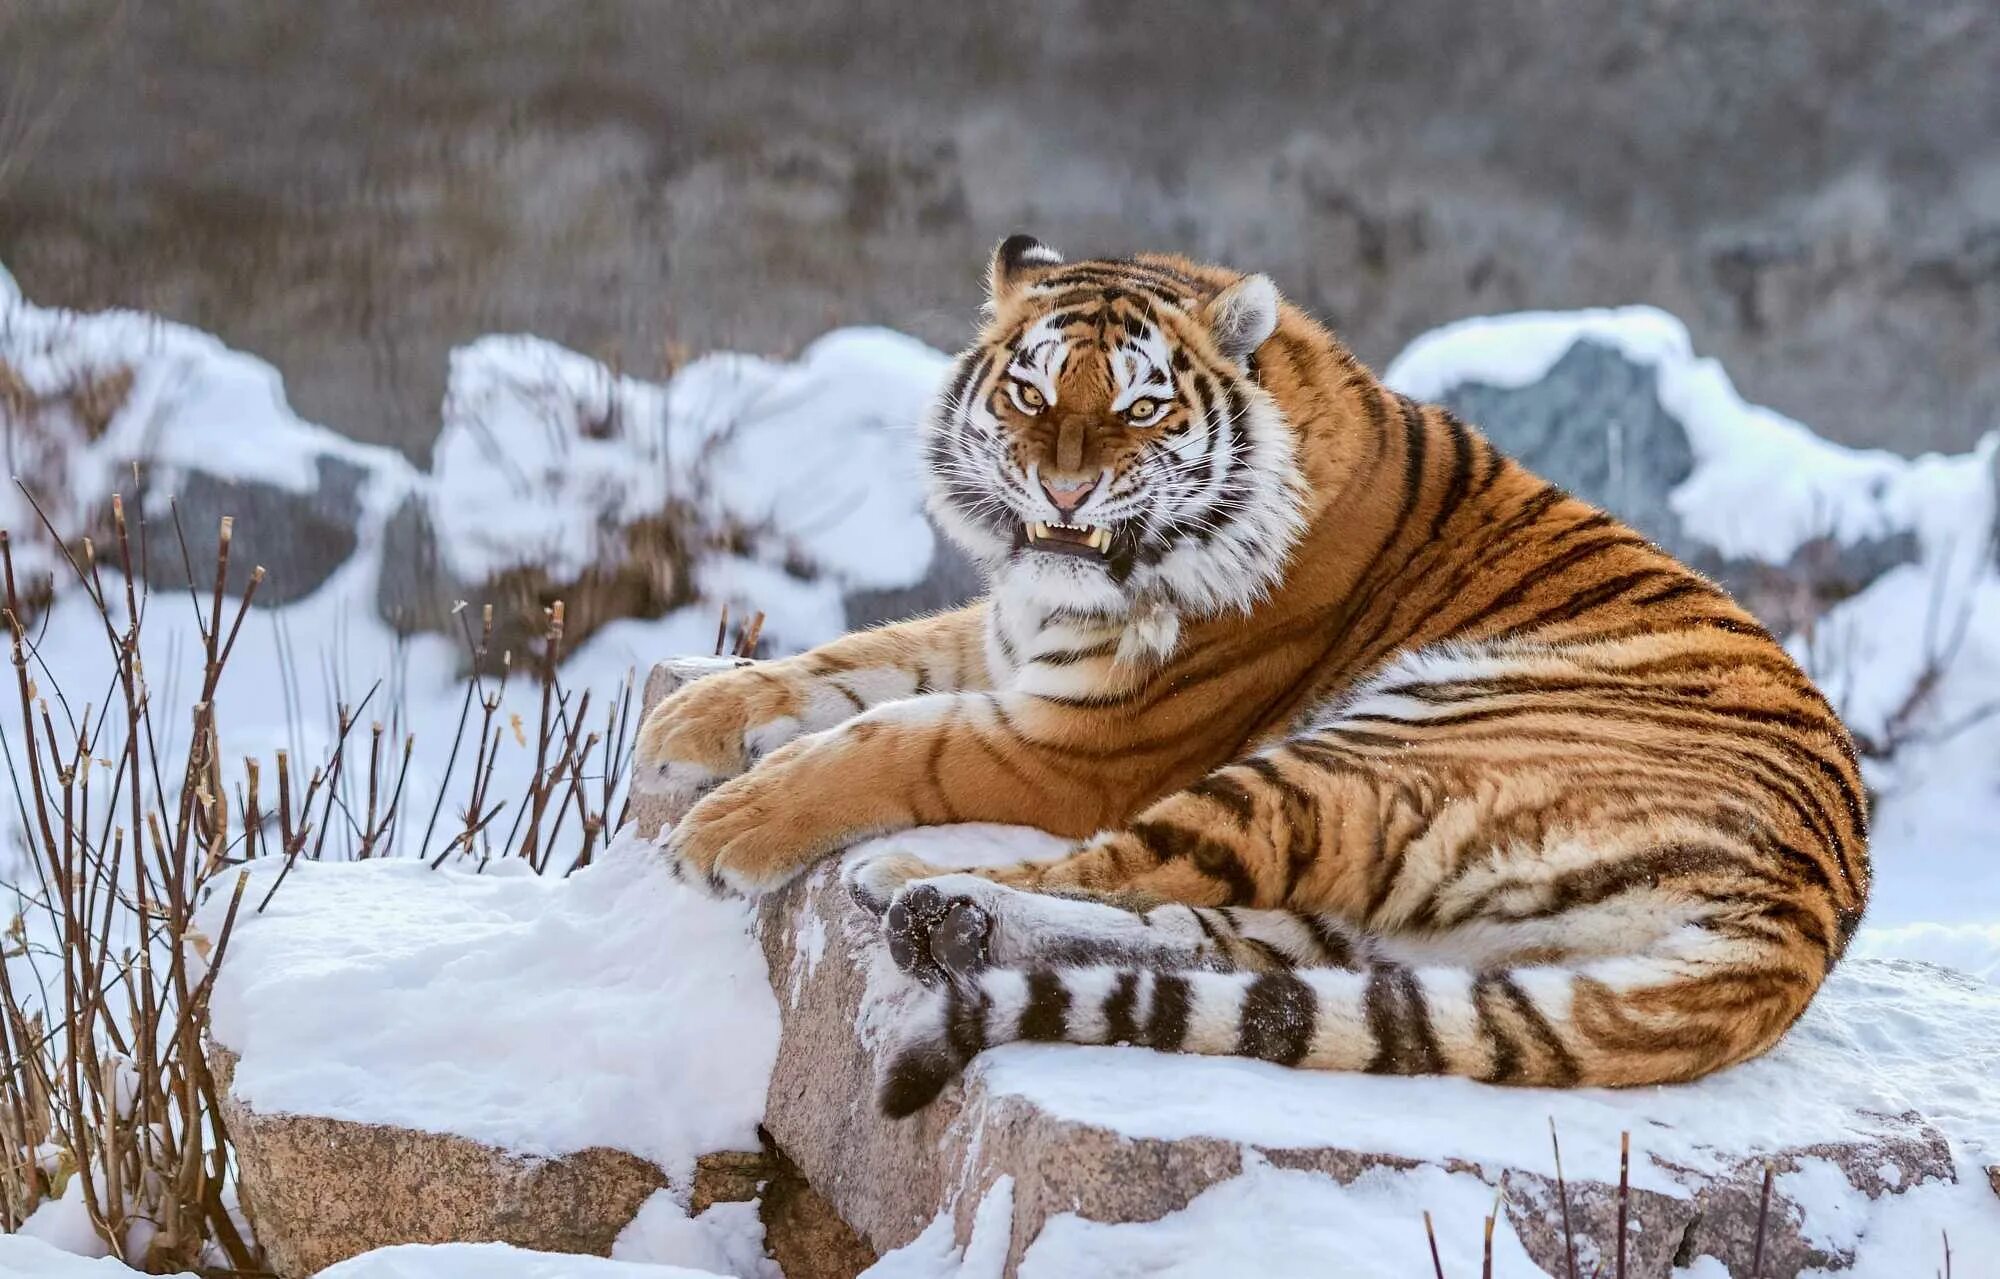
[1041,476,1099,518]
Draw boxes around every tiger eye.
[1126,398,1159,422]
[1019,384,1045,408]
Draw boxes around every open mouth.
[1024,521,1112,559]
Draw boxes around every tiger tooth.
[1031,522,1050,540]
[1089,527,1110,551]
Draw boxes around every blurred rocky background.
[4,0,1997,462]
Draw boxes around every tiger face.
[925,236,1308,631]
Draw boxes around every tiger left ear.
[1203,273,1280,366]
[987,234,1063,308]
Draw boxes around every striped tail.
[877,952,1810,1118]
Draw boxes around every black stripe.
[1299,913,1358,969]
[1493,973,1580,1085]
[1364,964,1447,1075]
[830,679,867,712]
[1130,820,1259,904]
[1103,971,1140,1044]
[1397,966,1446,1074]
[1019,970,1071,1041]
[1145,974,1192,1051]
[1473,974,1524,1083]
[1430,408,1475,541]
[1034,640,1118,666]
[1495,569,1683,638]
[1243,755,1320,898]
[1362,965,1405,1073]
[1392,394,1430,537]
[1453,532,1650,634]
[1237,973,1316,1065]
[1187,771,1258,826]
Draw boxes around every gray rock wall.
[4,1,1997,461]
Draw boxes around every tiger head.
[925,236,1308,650]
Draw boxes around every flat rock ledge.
[631,657,1972,1279]
[209,1044,765,1278]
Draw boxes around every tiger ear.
[987,234,1063,307]
[1203,273,1280,365]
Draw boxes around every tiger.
[635,235,1868,1118]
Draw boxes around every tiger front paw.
[659,736,864,896]
[634,662,807,832]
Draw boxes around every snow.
[0,1234,190,1278]
[198,831,779,1185]
[316,1242,727,1278]
[1022,1157,1537,1279]
[862,1159,1543,1279]
[0,272,416,596]
[14,1183,113,1262]
[611,1194,778,1279]
[860,1177,1015,1279]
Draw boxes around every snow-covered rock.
[378,327,962,660]
[1382,308,1982,637]
[196,843,783,1276]
[0,275,415,611]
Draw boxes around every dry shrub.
[0,489,637,1271]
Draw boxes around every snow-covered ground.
[6,272,1999,1276]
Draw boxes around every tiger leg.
[874,929,1816,1117]
[635,603,990,829]
[951,734,1423,914]
[841,857,1374,986]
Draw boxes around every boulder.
[198,845,783,1279]
[212,1043,683,1278]
[138,452,374,605]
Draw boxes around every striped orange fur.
[634,236,1868,1115]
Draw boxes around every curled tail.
[879,951,1814,1118]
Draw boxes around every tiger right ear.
[987,234,1063,307]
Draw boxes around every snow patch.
[612,1192,779,1278]
[429,327,949,644]
[1019,1156,1538,1278]
[316,1242,728,1278]
[0,1234,190,1278]
[198,832,778,1183]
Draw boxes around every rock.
[1432,338,1920,635]
[139,453,372,605]
[752,1143,879,1279]
[374,489,693,670]
[211,1044,689,1278]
